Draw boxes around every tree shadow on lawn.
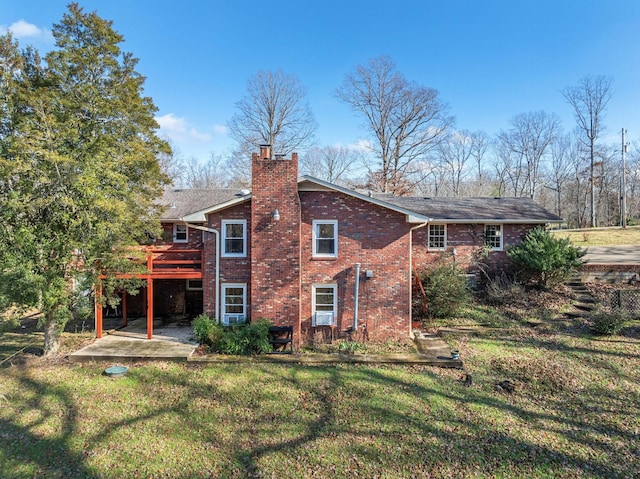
[0,374,99,479]
[184,363,636,478]
[2,361,637,478]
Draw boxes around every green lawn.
[1,312,639,479]
[550,225,640,246]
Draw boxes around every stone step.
[574,302,595,312]
[577,296,597,304]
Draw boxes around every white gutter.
[409,220,430,339]
[185,223,220,322]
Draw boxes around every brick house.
[96,146,562,345]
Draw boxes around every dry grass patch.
[550,225,640,246]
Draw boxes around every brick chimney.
[250,146,301,332]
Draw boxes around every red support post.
[147,278,153,339]
[95,283,103,339]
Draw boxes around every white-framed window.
[186,279,203,291]
[222,220,246,257]
[312,220,338,258]
[484,224,503,250]
[173,223,188,243]
[428,224,446,250]
[312,284,337,326]
[221,283,247,325]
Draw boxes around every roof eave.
[430,218,563,224]
[298,176,430,223]
[181,194,252,222]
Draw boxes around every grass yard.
[1,296,639,478]
[550,225,640,246]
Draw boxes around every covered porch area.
[95,248,204,340]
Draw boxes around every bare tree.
[335,56,453,194]
[468,130,490,195]
[300,146,360,184]
[436,130,480,196]
[157,140,186,187]
[497,111,560,200]
[545,132,577,218]
[183,152,228,188]
[562,75,614,227]
[494,139,526,197]
[223,147,252,188]
[228,69,317,157]
[627,142,640,222]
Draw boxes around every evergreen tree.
[507,227,585,288]
[0,4,170,354]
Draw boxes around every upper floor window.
[428,224,446,250]
[173,224,188,243]
[312,220,338,258]
[484,224,502,250]
[222,220,246,257]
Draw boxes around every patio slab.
[69,320,198,363]
[70,321,462,367]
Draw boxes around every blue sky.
[3,0,640,162]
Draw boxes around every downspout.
[353,263,361,331]
[409,220,429,339]
[185,223,220,322]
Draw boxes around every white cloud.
[0,20,54,43]
[213,124,229,136]
[189,128,211,142]
[156,113,212,142]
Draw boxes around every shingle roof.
[157,188,245,220]
[372,195,563,223]
[157,183,563,224]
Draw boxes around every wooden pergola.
[95,248,203,339]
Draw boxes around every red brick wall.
[157,222,204,249]
[299,191,413,343]
[250,149,301,335]
[203,202,252,318]
[412,223,539,274]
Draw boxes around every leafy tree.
[0,4,170,354]
[228,69,317,158]
[507,227,585,288]
[335,56,453,194]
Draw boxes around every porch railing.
[146,248,203,278]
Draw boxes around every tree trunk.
[43,310,61,356]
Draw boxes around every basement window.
[312,284,337,326]
[221,284,247,325]
[186,279,203,291]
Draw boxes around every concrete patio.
[69,318,198,363]
[69,318,463,367]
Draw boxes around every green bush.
[507,227,585,288]
[193,315,272,355]
[419,263,471,318]
[192,314,224,349]
[589,310,628,336]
